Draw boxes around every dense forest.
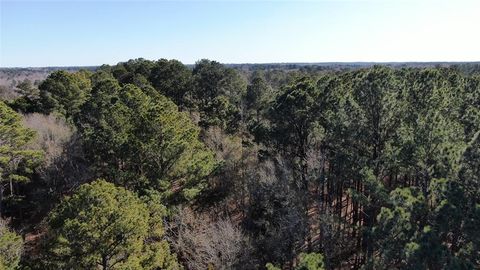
[0,58,479,269]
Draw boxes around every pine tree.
[45,180,181,270]
[0,100,43,216]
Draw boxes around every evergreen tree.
[9,79,41,113]
[38,70,92,118]
[0,100,43,216]
[148,59,193,108]
[76,79,217,202]
[192,59,246,131]
[45,180,181,270]
[265,76,323,188]
[0,219,23,270]
[266,252,325,270]
[245,71,271,122]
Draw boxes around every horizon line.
[1,60,480,69]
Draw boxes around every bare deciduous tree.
[22,113,73,170]
[22,113,91,190]
[168,207,252,270]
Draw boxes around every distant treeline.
[2,61,480,73]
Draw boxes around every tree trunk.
[0,182,3,218]
[102,255,108,270]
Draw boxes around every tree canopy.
[75,78,217,202]
[45,179,180,270]
[38,70,92,118]
[1,60,479,269]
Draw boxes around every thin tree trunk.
[0,182,3,217]
[102,255,108,270]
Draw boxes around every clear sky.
[1,0,479,67]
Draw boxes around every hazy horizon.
[2,60,480,69]
[1,0,480,67]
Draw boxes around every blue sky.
[1,0,479,67]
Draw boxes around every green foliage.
[374,175,479,269]
[264,76,323,185]
[38,70,91,118]
[373,187,428,268]
[8,79,41,113]
[397,68,467,186]
[254,67,480,268]
[266,253,325,270]
[0,220,23,270]
[267,76,321,145]
[323,67,474,263]
[3,61,480,269]
[265,263,281,270]
[111,58,155,86]
[296,253,325,270]
[0,100,43,215]
[458,131,480,200]
[45,180,181,270]
[245,71,272,122]
[76,79,217,202]
[200,95,241,132]
[148,59,193,108]
[192,59,246,131]
[327,67,403,177]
